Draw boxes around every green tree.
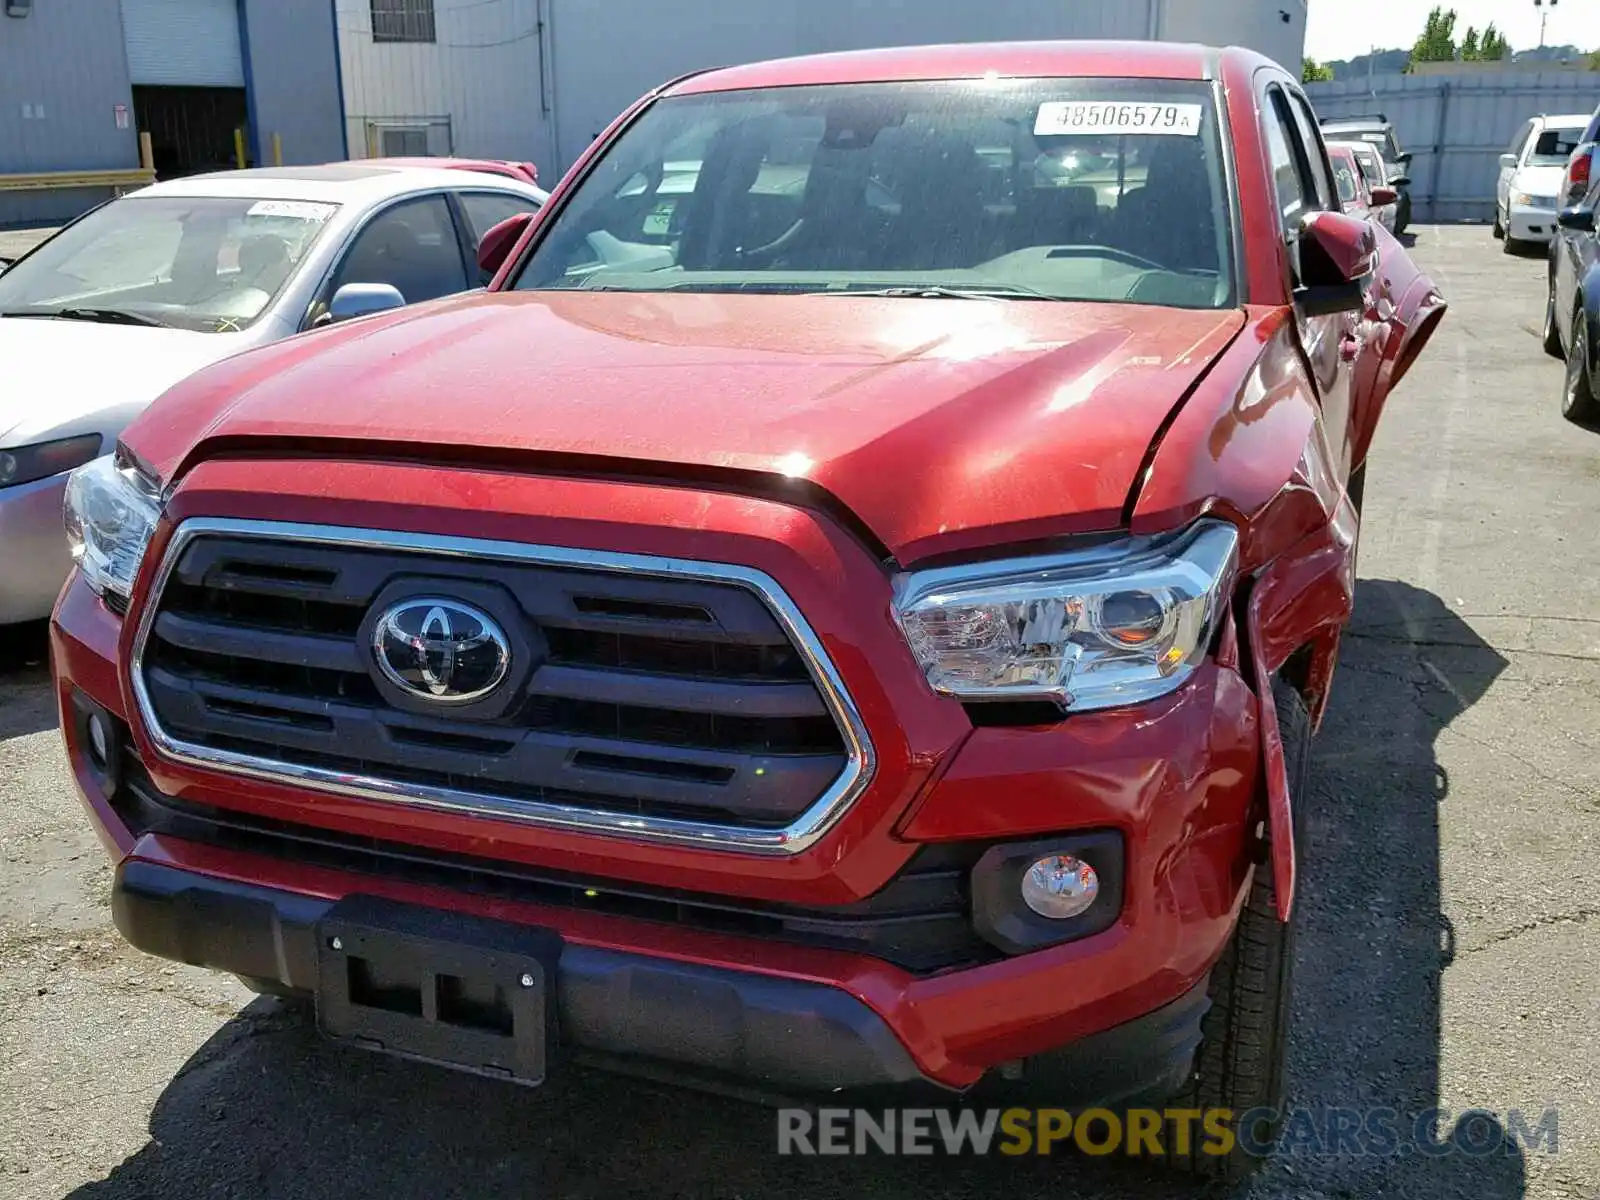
[1459,26,1480,59]
[1302,57,1335,82]
[1588,49,1600,71]
[1478,23,1510,60]
[1407,5,1459,70]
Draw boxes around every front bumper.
[111,856,1210,1101]
[0,471,72,624]
[1509,203,1559,243]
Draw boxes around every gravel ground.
[0,226,1596,1200]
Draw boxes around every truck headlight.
[63,454,161,605]
[893,520,1238,711]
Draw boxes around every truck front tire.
[1172,678,1310,1180]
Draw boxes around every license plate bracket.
[315,895,560,1086]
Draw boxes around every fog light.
[86,711,110,767]
[1020,855,1099,919]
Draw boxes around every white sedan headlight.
[63,454,161,604]
[893,520,1238,711]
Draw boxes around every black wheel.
[1503,232,1524,256]
[1493,209,1505,240]
[1563,308,1600,425]
[1395,190,1411,235]
[1171,678,1309,1181]
[1544,276,1566,358]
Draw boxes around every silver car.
[0,164,546,624]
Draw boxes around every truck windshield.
[516,78,1235,309]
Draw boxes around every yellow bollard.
[234,128,246,170]
[272,132,282,167]
[138,130,154,172]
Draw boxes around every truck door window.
[1263,91,1312,227]
[1286,92,1336,211]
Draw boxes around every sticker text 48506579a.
[1034,102,1203,137]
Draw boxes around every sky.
[1305,0,1600,63]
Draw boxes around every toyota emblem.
[372,598,512,704]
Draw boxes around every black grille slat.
[141,534,852,830]
[544,626,809,680]
[526,664,828,719]
[154,611,365,673]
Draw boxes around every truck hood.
[126,291,1244,563]
[0,317,233,448]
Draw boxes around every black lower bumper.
[112,859,1207,1104]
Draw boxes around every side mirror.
[1500,153,1519,169]
[1295,210,1376,317]
[326,281,406,324]
[1368,186,1399,206]
[1395,151,1413,165]
[1557,206,1596,232]
[1387,174,1411,188]
[477,211,535,280]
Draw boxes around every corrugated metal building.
[0,0,348,226]
[338,0,1308,182]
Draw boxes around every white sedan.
[1496,113,1590,250]
[0,163,545,624]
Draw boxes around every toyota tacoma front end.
[50,41,1443,1180]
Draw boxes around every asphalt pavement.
[0,226,1596,1199]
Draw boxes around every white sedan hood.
[0,318,239,448]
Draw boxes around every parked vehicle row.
[1318,113,1413,233]
[1327,139,1399,231]
[40,40,1444,1181]
[0,162,546,623]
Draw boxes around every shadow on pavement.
[65,580,1529,1199]
[0,619,57,737]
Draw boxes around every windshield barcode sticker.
[246,200,338,221]
[1034,102,1203,137]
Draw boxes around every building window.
[380,128,430,156]
[370,0,435,43]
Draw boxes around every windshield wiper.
[0,306,168,326]
[50,306,168,327]
[813,285,1050,300]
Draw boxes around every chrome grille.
[131,520,873,854]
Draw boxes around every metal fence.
[1306,71,1600,223]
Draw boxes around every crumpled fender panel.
[1131,309,1359,920]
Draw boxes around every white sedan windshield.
[0,195,337,331]
[517,78,1235,309]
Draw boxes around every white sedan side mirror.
[326,282,406,324]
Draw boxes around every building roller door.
[121,0,245,87]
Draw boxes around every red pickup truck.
[53,41,1442,1178]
